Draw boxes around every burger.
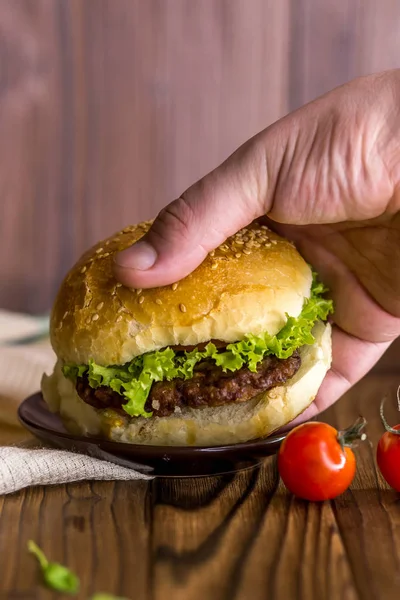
[41,220,333,446]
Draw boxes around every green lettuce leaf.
[62,272,333,418]
[28,540,80,594]
[62,364,87,381]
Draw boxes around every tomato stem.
[337,416,367,449]
[380,389,400,436]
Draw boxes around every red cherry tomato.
[377,424,400,491]
[278,420,365,502]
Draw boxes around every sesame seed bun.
[43,219,333,447]
[50,221,313,366]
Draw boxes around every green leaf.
[88,360,131,388]
[63,272,333,418]
[62,364,87,382]
[119,374,153,418]
[28,540,79,595]
[27,540,48,570]
[214,349,245,371]
[43,563,80,594]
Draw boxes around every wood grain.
[0,480,150,600]
[0,0,289,313]
[0,3,399,594]
[1,0,399,369]
[3,0,400,315]
[374,339,400,373]
[2,374,400,599]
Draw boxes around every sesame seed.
[96,247,103,254]
[116,315,123,323]
[63,311,68,319]
[155,298,163,305]
[272,240,278,245]
[105,240,110,245]
[114,237,120,242]
[172,283,178,291]
[265,243,272,248]
[253,242,261,248]
[211,262,218,269]
[116,283,122,288]
[243,248,251,255]
[243,237,249,243]
[261,225,269,230]
[96,302,104,310]
[236,239,244,245]
[135,288,142,295]
[92,314,99,321]
[179,303,187,313]
[102,252,110,258]
[210,251,215,257]
[235,253,241,258]
[138,296,145,304]
[80,266,87,274]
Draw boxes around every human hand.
[114,70,400,420]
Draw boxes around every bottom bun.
[41,321,332,447]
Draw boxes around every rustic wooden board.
[1,3,400,596]
[2,0,400,314]
[1,374,400,599]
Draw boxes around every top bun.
[50,220,312,366]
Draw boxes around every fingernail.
[114,241,158,271]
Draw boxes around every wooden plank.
[0,480,151,599]
[150,465,359,600]
[1,375,400,598]
[373,339,400,372]
[327,376,400,600]
[0,0,63,313]
[354,0,400,75]
[147,375,400,599]
[288,0,360,109]
[0,0,289,313]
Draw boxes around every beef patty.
[76,351,301,418]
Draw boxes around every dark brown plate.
[18,393,285,477]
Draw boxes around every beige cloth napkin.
[0,310,152,495]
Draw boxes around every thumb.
[113,135,284,288]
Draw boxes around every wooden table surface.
[1,373,400,600]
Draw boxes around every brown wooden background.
[1,0,399,366]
